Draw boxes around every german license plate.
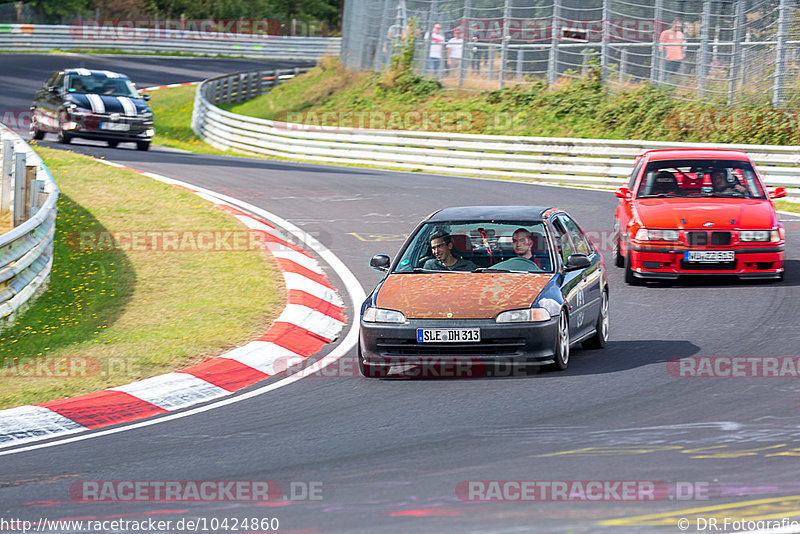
[100,122,129,131]
[417,328,480,343]
[684,250,735,263]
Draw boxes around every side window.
[628,158,644,190]
[558,215,591,255]
[551,217,576,264]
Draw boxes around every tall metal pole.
[773,0,789,108]
[373,0,391,70]
[499,0,511,88]
[548,0,561,84]
[728,0,744,105]
[459,0,470,87]
[650,0,663,83]
[697,0,712,99]
[600,0,610,81]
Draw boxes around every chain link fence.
[341,0,800,108]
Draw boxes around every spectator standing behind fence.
[470,30,485,73]
[659,19,685,78]
[425,23,445,77]
[447,27,464,78]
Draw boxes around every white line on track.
[0,167,366,457]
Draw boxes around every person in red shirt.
[659,19,685,77]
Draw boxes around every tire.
[582,290,609,350]
[624,251,642,285]
[30,115,45,140]
[107,140,119,148]
[57,129,71,144]
[136,141,150,151]
[547,310,570,371]
[358,344,385,378]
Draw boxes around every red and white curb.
[0,161,348,449]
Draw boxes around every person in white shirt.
[425,23,445,77]
[446,27,464,78]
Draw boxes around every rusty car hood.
[376,273,553,320]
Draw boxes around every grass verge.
[146,85,234,154]
[0,146,285,409]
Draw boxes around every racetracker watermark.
[1,356,141,379]
[0,110,32,130]
[462,17,666,41]
[667,356,800,378]
[69,228,332,253]
[69,19,284,40]
[69,480,325,502]
[456,480,715,502]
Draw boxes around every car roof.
[63,68,130,80]
[427,206,554,222]
[641,148,750,162]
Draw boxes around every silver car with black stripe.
[30,68,154,151]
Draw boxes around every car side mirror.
[370,254,391,272]
[141,93,151,101]
[565,253,591,271]
[614,187,630,199]
[48,86,60,94]
[770,187,786,200]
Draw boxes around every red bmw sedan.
[613,149,786,284]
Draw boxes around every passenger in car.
[711,170,747,195]
[512,228,546,269]
[423,230,477,271]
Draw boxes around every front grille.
[711,232,732,246]
[687,231,707,246]
[680,261,736,271]
[377,338,526,357]
[686,231,732,247]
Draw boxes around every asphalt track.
[2,54,800,533]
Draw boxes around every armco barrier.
[0,24,339,60]
[191,69,800,199]
[0,124,59,326]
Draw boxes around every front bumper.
[64,113,153,142]
[360,316,560,370]
[630,245,784,279]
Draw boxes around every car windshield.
[393,220,554,274]
[66,74,140,98]
[636,159,766,199]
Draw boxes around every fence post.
[650,0,663,83]
[772,0,789,108]
[459,0,471,88]
[600,0,609,81]
[728,0,744,105]
[547,0,561,84]
[373,0,390,71]
[23,165,35,221]
[12,153,25,227]
[1,140,13,212]
[516,46,524,79]
[697,0,711,99]
[620,48,629,80]
[498,0,511,88]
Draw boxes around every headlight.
[740,230,777,242]
[635,228,679,242]
[496,307,551,323]
[362,307,406,323]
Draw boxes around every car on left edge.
[30,68,154,151]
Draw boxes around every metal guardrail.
[0,24,340,60]
[192,68,800,199]
[0,124,58,325]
